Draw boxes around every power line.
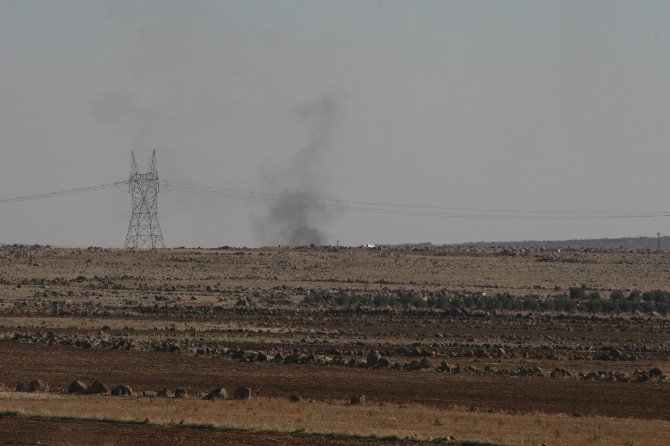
[161,179,670,216]
[160,179,670,220]
[157,149,670,198]
[0,174,668,221]
[0,181,127,205]
[0,149,156,173]
[6,149,670,199]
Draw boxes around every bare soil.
[0,415,401,446]
[1,341,667,420]
[1,245,669,445]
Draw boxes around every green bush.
[586,298,603,313]
[610,290,625,301]
[628,290,642,301]
[301,287,670,315]
[602,300,619,313]
[569,286,586,300]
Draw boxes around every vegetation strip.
[303,288,670,314]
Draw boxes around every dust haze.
[3,1,670,247]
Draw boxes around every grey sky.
[2,0,670,247]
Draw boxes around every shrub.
[602,300,619,313]
[569,286,586,300]
[619,299,633,312]
[522,296,540,311]
[540,299,556,312]
[628,290,642,301]
[463,295,475,308]
[411,296,426,307]
[586,291,601,300]
[553,295,576,312]
[642,290,670,303]
[656,301,669,314]
[610,290,625,301]
[586,298,603,313]
[399,292,413,307]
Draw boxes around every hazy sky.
[2,0,670,247]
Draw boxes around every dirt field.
[1,393,669,446]
[0,415,409,446]
[0,245,669,445]
[0,341,667,421]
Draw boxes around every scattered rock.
[418,357,434,369]
[377,357,391,368]
[28,380,49,392]
[111,384,134,396]
[67,380,88,394]
[367,351,381,367]
[283,353,302,364]
[350,394,366,405]
[204,387,228,400]
[157,388,174,398]
[233,386,251,400]
[174,388,188,398]
[89,380,110,395]
[649,367,664,379]
[288,392,302,402]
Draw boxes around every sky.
[2,0,670,247]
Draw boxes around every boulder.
[288,392,302,402]
[418,357,434,369]
[89,380,110,395]
[233,386,251,400]
[174,388,188,398]
[649,368,665,379]
[377,357,391,368]
[438,361,452,373]
[283,353,302,364]
[204,387,228,400]
[28,380,49,392]
[350,394,366,405]
[67,380,88,394]
[157,388,174,398]
[111,384,134,396]
[366,351,381,367]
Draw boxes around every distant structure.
[124,150,165,249]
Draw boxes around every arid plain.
[1,245,669,445]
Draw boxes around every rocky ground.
[0,245,669,445]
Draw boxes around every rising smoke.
[253,94,345,246]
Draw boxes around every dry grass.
[0,392,667,446]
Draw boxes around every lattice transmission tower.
[124,150,165,249]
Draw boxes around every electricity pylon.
[124,150,165,249]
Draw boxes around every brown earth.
[0,415,405,446]
[1,341,667,420]
[2,246,670,300]
[1,246,670,445]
